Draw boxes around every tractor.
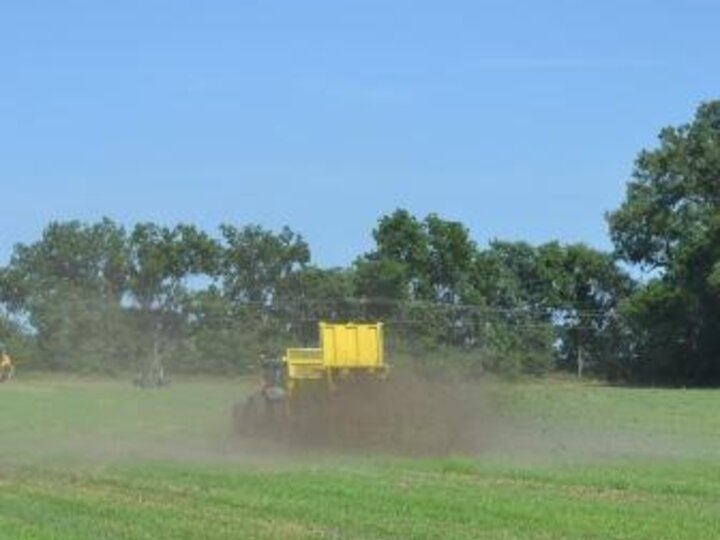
[235,322,389,439]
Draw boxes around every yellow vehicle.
[236,322,388,432]
[285,321,387,396]
[0,353,14,383]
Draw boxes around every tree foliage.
[219,224,310,304]
[609,101,720,384]
[0,210,638,378]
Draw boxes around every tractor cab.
[259,353,286,402]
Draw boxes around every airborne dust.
[2,370,707,469]
[235,371,500,457]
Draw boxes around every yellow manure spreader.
[235,322,392,442]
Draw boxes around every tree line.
[2,101,719,385]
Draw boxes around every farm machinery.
[235,322,389,438]
[0,345,14,383]
[235,321,478,453]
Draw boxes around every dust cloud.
[235,372,501,457]
[2,372,708,470]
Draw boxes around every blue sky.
[1,0,718,267]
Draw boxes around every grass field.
[1,374,719,539]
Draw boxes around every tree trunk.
[577,347,584,378]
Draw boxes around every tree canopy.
[608,101,720,384]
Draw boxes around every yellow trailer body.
[283,322,387,400]
[320,322,384,369]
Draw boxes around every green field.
[1,375,719,539]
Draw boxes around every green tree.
[0,219,131,370]
[127,223,218,309]
[608,101,720,384]
[425,214,475,303]
[466,241,631,376]
[471,241,546,309]
[357,209,476,304]
[276,267,355,318]
[468,241,555,374]
[369,209,431,299]
[354,258,408,318]
[537,243,633,378]
[2,218,128,301]
[219,224,310,305]
[274,266,358,343]
[127,223,221,375]
[177,288,268,374]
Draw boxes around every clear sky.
[1,0,718,267]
